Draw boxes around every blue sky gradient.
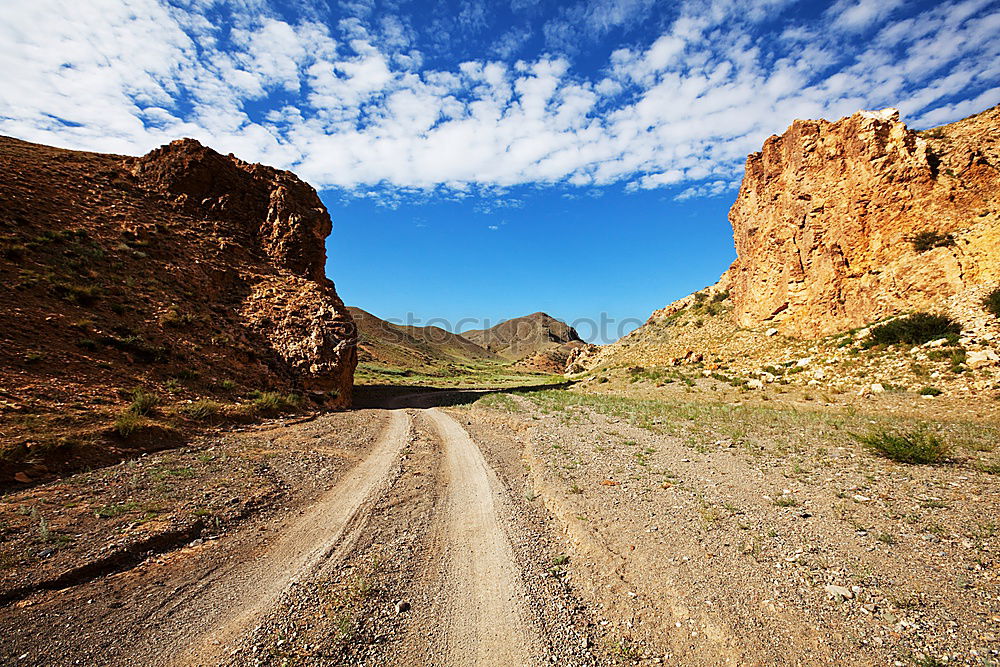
[2,0,998,340]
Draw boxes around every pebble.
[824,584,854,600]
[395,600,410,614]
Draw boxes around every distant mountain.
[348,307,498,371]
[463,313,589,372]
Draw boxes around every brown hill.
[574,105,1000,397]
[463,312,589,372]
[348,307,498,370]
[0,136,356,483]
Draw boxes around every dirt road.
[406,408,544,665]
[1,395,581,666]
[10,386,990,665]
[171,409,412,665]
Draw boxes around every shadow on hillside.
[352,381,575,410]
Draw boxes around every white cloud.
[0,0,996,200]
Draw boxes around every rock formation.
[126,139,356,395]
[0,135,356,480]
[723,105,1000,338]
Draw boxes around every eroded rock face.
[129,138,357,401]
[724,106,1000,338]
[129,138,330,282]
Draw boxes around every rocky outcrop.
[128,138,330,282]
[129,139,356,398]
[724,106,1000,338]
[0,134,356,480]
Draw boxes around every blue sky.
[3,0,999,341]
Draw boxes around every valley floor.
[1,384,998,665]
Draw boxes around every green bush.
[918,386,943,396]
[865,313,961,348]
[984,288,1000,319]
[909,230,955,253]
[127,388,159,416]
[855,427,949,464]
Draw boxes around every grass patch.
[855,427,949,464]
[180,399,222,420]
[475,392,521,412]
[247,391,301,415]
[918,386,943,397]
[113,411,147,437]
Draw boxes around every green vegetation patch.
[984,288,1000,319]
[855,427,949,464]
[908,230,955,253]
[864,313,961,348]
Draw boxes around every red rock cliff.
[723,106,1000,338]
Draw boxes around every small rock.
[966,348,999,369]
[796,357,812,367]
[747,379,765,390]
[870,383,885,394]
[824,584,854,600]
[765,328,779,336]
[395,600,410,614]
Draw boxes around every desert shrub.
[103,335,167,363]
[181,399,222,420]
[113,411,145,437]
[127,388,159,416]
[984,288,1000,319]
[855,427,949,464]
[160,305,193,327]
[865,313,961,347]
[918,386,943,396]
[711,290,730,303]
[909,230,955,253]
[1,240,27,259]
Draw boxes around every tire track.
[415,407,544,666]
[164,408,412,666]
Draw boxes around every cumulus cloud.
[0,0,997,199]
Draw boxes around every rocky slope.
[0,136,356,483]
[573,105,1000,399]
[724,105,999,338]
[463,312,589,372]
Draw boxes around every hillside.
[463,312,590,372]
[349,306,499,369]
[574,106,1000,401]
[0,136,357,484]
